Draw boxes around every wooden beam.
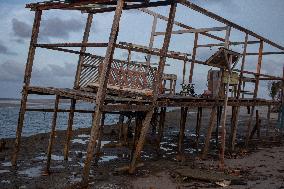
[82,0,124,185]
[129,2,177,174]
[178,0,284,51]
[139,8,225,42]
[197,40,259,48]
[154,26,227,36]
[11,10,42,167]
[146,15,158,66]
[189,33,199,83]
[246,51,284,56]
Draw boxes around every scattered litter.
[216,180,231,187]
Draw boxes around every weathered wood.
[178,0,284,51]
[64,99,76,160]
[44,95,60,174]
[219,55,232,170]
[139,8,225,42]
[197,40,259,48]
[146,15,158,66]
[189,33,199,83]
[11,10,42,167]
[266,105,271,136]
[249,110,260,139]
[157,107,166,150]
[74,13,93,89]
[202,106,217,159]
[129,2,177,174]
[195,107,203,152]
[229,106,240,151]
[178,107,188,157]
[155,26,227,35]
[94,113,105,166]
[82,0,124,185]
[245,40,264,146]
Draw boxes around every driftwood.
[173,167,246,186]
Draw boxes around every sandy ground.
[0,107,283,189]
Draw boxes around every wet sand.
[0,107,283,189]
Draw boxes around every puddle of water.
[72,138,89,145]
[18,166,42,178]
[99,155,118,162]
[1,180,10,184]
[2,162,12,167]
[160,146,172,151]
[35,154,72,161]
[0,170,10,174]
[77,134,90,138]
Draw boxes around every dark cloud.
[0,43,16,55]
[12,17,84,41]
[41,17,84,39]
[12,18,31,39]
[0,60,76,88]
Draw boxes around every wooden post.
[202,106,217,159]
[230,33,248,151]
[146,15,158,66]
[266,105,271,136]
[182,59,187,84]
[189,33,199,83]
[195,107,203,152]
[118,114,125,142]
[64,14,93,160]
[12,10,42,167]
[82,0,124,185]
[157,107,166,150]
[245,40,264,146]
[178,107,188,158]
[215,106,222,147]
[45,95,60,174]
[219,26,231,170]
[94,113,105,166]
[129,2,177,174]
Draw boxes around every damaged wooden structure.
[11,0,284,186]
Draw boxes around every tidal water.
[0,101,119,139]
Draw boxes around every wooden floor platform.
[27,86,277,112]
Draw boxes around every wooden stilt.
[64,99,76,160]
[249,110,260,139]
[151,108,158,135]
[266,105,271,136]
[195,107,203,152]
[189,33,199,83]
[118,114,125,141]
[229,106,240,151]
[215,106,222,147]
[129,2,177,174]
[202,106,217,159]
[178,107,188,159]
[64,13,93,161]
[246,40,264,146]
[131,113,143,161]
[219,54,233,170]
[94,113,105,166]
[82,0,123,185]
[157,107,166,150]
[45,95,60,174]
[12,10,42,167]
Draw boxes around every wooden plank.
[45,95,60,174]
[129,2,177,174]
[139,8,225,42]
[189,33,199,83]
[12,10,42,167]
[147,15,157,66]
[178,0,284,51]
[154,26,227,35]
[82,0,124,185]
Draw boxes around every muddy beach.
[0,107,283,189]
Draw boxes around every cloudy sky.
[0,0,284,99]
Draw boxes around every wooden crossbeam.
[154,26,227,36]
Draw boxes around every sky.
[0,0,284,99]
